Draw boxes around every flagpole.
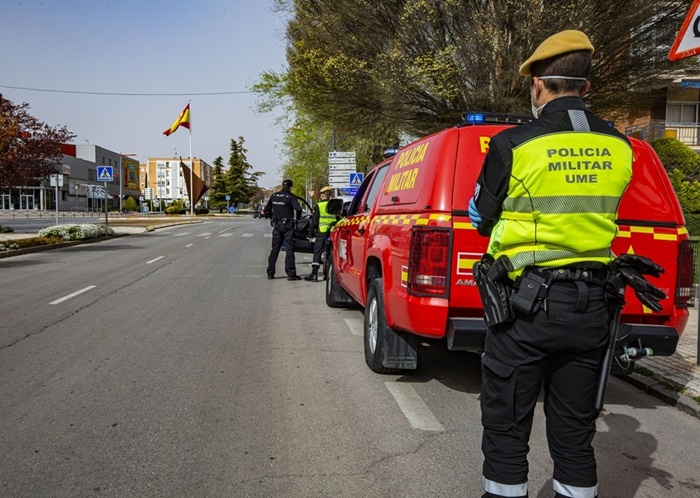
[189,101,193,216]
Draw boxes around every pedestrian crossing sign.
[97,166,114,182]
[350,173,363,186]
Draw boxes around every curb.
[0,233,128,259]
[622,372,700,420]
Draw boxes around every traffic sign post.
[96,166,114,225]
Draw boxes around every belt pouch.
[474,255,514,328]
[511,269,552,314]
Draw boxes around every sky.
[1,0,290,189]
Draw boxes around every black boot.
[304,267,319,281]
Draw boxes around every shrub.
[650,137,700,215]
[0,225,14,233]
[0,236,62,251]
[685,213,700,236]
[195,207,209,215]
[38,223,114,240]
[165,205,181,215]
[124,196,139,212]
[650,137,700,178]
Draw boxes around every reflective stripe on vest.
[488,130,632,272]
[317,201,335,234]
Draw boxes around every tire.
[364,278,399,374]
[325,257,352,308]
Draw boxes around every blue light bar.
[466,113,485,123]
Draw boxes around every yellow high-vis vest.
[488,130,633,273]
[317,201,335,234]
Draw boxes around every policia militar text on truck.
[325,111,698,377]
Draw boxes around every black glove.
[615,266,666,313]
[610,254,664,278]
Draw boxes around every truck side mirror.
[326,198,343,215]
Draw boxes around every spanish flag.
[163,104,190,136]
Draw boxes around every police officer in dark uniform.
[264,179,303,280]
[469,31,633,498]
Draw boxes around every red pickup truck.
[325,113,697,374]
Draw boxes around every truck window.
[362,165,388,212]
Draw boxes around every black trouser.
[267,222,296,277]
[311,232,327,268]
[481,280,610,498]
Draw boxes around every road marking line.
[185,243,193,247]
[50,286,96,305]
[384,382,445,432]
[242,233,253,238]
[264,234,272,238]
[220,233,234,237]
[219,227,233,233]
[197,232,213,237]
[344,318,363,336]
[173,232,190,237]
[146,256,164,264]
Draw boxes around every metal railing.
[625,120,700,147]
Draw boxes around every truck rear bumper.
[446,318,487,352]
[446,319,679,357]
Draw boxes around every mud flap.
[381,329,418,370]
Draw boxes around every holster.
[473,254,514,328]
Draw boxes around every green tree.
[208,156,229,210]
[256,0,697,170]
[650,137,700,213]
[0,95,75,188]
[225,137,264,205]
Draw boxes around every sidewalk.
[623,306,700,419]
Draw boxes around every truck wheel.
[364,278,400,374]
[326,258,352,308]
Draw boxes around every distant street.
[1,218,699,497]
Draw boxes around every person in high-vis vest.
[305,186,337,281]
[469,30,633,498]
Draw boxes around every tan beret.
[519,30,594,76]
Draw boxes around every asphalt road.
[1,218,699,497]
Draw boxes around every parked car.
[253,206,265,218]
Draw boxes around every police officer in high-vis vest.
[305,186,336,281]
[469,30,633,498]
[264,179,303,280]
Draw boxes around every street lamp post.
[119,153,138,214]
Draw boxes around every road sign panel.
[670,0,700,60]
[97,166,113,182]
[350,173,364,186]
[328,157,357,165]
[328,151,356,158]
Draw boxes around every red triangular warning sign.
[669,0,700,61]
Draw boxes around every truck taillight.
[675,239,699,308]
[408,227,451,297]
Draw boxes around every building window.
[667,102,699,125]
